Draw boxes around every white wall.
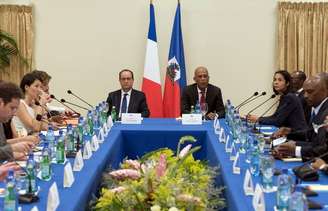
[2,0,285,114]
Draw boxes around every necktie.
[121,93,128,114]
[200,91,206,105]
[310,110,315,123]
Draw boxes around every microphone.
[60,99,89,111]
[50,94,80,116]
[236,92,266,111]
[35,101,52,119]
[253,99,280,133]
[235,92,259,109]
[246,94,276,126]
[67,90,93,109]
[247,94,276,115]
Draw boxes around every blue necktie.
[310,110,315,123]
[121,93,128,114]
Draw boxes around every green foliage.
[0,30,28,70]
[93,136,225,211]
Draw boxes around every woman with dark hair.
[12,72,49,134]
[247,70,307,131]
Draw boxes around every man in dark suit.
[275,73,328,162]
[106,69,150,118]
[291,70,311,123]
[181,66,225,119]
[0,81,32,161]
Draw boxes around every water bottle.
[41,142,51,180]
[289,186,308,211]
[87,110,94,135]
[46,125,55,161]
[250,139,260,176]
[4,169,16,211]
[195,100,201,114]
[190,105,195,114]
[56,131,65,164]
[26,153,37,193]
[66,124,75,153]
[276,169,292,210]
[111,106,117,122]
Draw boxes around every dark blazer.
[295,99,328,162]
[0,123,13,161]
[297,90,312,124]
[106,89,150,118]
[258,93,307,131]
[181,83,225,118]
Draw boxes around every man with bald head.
[275,72,328,162]
[181,66,225,119]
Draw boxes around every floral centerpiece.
[94,136,225,211]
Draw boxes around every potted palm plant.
[0,29,27,71]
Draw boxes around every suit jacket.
[297,99,328,162]
[181,83,225,118]
[258,93,307,131]
[106,89,150,118]
[297,90,312,124]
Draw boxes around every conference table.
[1,118,328,210]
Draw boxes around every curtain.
[277,2,328,76]
[0,5,33,84]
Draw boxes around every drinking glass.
[200,103,208,122]
[260,154,274,192]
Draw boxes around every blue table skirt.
[3,118,328,211]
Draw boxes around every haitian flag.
[163,2,186,118]
[142,3,163,117]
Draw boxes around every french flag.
[142,2,163,117]
[163,2,186,118]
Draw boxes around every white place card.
[98,128,105,143]
[219,128,225,143]
[230,143,237,161]
[73,150,84,171]
[63,162,75,188]
[31,206,39,211]
[213,115,221,134]
[83,141,92,159]
[47,182,60,211]
[244,169,254,196]
[181,114,202,125]
[252,184,265,211]
[121,113,142,124]
[272,137,287,147]
[233,152,241,174]
[225,135,232,153]
[107,116,113,128]
[103,122,109,136]
[91,135,99,151]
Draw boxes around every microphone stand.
[235,92,259,110]
[50,95,80,116]
[60,99,89,111]
[67,90,94,109]
[253,99,280,133]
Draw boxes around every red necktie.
[200,91,205,104]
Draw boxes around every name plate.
[121,113,142,124]
[182,114,202,125]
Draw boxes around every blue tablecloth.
[1,118,327,210]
